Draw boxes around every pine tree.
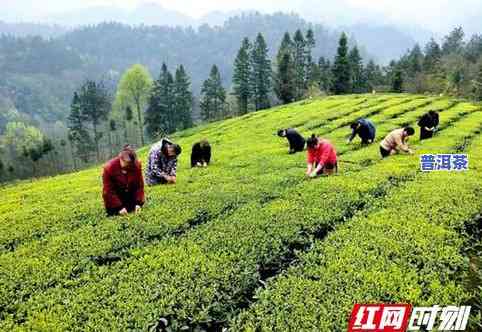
[349,46,365,93]
[365,60,382,92]
[274,32,295,104]
[293,29,306,100]
[332,33,352,94]
[318,57,333,93]
[250,33,271,110]
[423,38,442,72]
[68,91,92,163]
[305,29,317,87]
[145,63,175,138]
[200,65,226,122]
[408,44,423,74]
[392,69,404,93]
[77,81,111,161]
[174,65,193,129]
[442,26,465,55]
[232,37,252,115]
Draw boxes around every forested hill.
[0,13,346,128]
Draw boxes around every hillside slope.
[1,94,481,331]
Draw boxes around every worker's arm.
[395,135,412,153]
[306,163,314,176]
[164,159,177,184]
[306,150,315,176]
[347,128,357,143]
[312,163,323,176]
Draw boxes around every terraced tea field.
[0,94,481,331]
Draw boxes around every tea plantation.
[0,94,481,331]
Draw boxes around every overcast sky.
[2,0,481,34]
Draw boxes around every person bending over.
[191,140,211,167]
[102,145,145,216]
[305,134,338,177]
[277,128,305,154]
[348,118,376,144]
[379,126,415,158]
[418,110,439,140]
[145,138,182,185]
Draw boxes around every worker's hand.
[309,172,318,178]
[408,149,414,155]
[135,205,142,213]
[119,208,128,216]
[203,162,208,167]
[196,162,202,167]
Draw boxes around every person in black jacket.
[418,110,439,140]
[277,128,305,154]
[347,118,376,144]
[191,140,211,167]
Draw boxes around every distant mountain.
[344,24,418,64]
[198,10,253,27]
[0,21,68,38]
[130,3,193,26]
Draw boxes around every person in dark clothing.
[418,110,439,140]
[277,128,306,154]
[348,118,376,144]
[191,140,211,167]
[102,145,145,216]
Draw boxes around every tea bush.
[0,94,480,331]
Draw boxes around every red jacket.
[102,157,145,210]
[307,139,337,165]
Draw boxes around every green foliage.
[145,63,175,138]
[1,94,481,331]
[318,56,333,93]
[274,33,296,104]
[232,37,252,115]
[75,80,112,161]
[349,46,365,93]
[442,26,466,55]
[200,65,227,122]
[233,110,482,331]
[173,65,193,130]
[332,32,352,94]
[250,33,272,110]
[115,64,153,146]
[68,91,92,162]
[293,29,307,100]
[0,121,48,177]
[392,69,404,93]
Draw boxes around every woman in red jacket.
[305,134,338,177]
[102,145,145,216]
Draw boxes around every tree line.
[387,27,482,100]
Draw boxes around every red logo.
[348,304,413,332]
